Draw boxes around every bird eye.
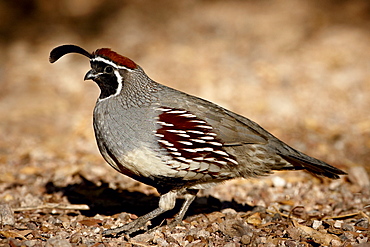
[104,66,114,74]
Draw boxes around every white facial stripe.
[91,57,134,71]
[91,57,118,68]
[114,70,123,95]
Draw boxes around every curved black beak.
[84,69,97,81]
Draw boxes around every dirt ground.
[0,0,369,246]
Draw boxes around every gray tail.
[279,153,347,179]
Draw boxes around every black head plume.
[49,45,92,63]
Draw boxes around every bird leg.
[168,189,198,228]
[103,190,177,236]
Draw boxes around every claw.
[167,218,184,230]
[103,219,149,237]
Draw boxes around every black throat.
[90,61,121,100]
[94,74,120,100]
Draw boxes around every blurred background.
[0,0,369,186]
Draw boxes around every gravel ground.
[0,1,369,246]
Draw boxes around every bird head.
[50,44,141,101]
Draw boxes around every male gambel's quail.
[50,44,346,236]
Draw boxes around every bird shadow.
[45,175,254,227]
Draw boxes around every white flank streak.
[207,132,217,136]
[215,160,228,165]
[168,147,178,152]
[157,121,174,127]
[171,152,182,156]
[208,141,223,146]
[179,113,197,118]
[204,157,216,162]
[176,156,191,163]
[196,147,213,152]
[183,148,197,153]
[178,141,193,146]
[225,157,238,165]
[155,133,165,138]
[212,150,229,157]
[157,107,172,112]
[195,125,213,129]
[189,120,206,124]
[168,110,187,114]
[190,139,206,143]
[187,130,205,135]
[178,134,191,138]
[200,136,214,140]
[166,129,186,133]
[158,140,174,147]
[193,157,204,161]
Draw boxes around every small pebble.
[221,208,237,215]
[0,203,15,226]
[24,240,37,247]
[271,176,286,187]
[241,235,251,245]
[331,239,342,247]
[284,240,297,247]
[312,220,322,230]
[334,220,343,228]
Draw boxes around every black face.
[90,61,120,100]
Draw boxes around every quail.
[49,44,346,236]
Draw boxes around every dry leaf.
[0,230,27,240]
[246,212,262,226]
[79,219,103,227]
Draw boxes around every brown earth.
[0,0,369,246]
